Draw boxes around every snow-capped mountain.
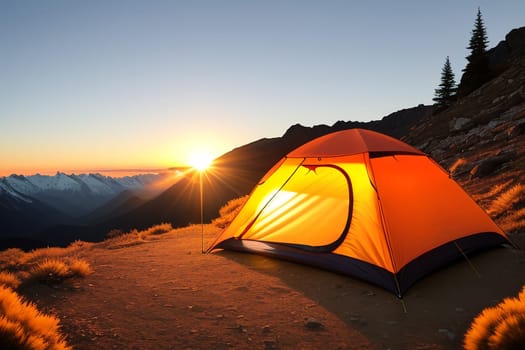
[0,172,168,218]
[0,171,173,249]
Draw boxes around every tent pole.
[200,171,205,254]
[454,241,481,278]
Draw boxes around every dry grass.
[0,272,21,290]
[0,243,93,288]
[450,158,467,176]
[141,222,173,236]
[464,286,525,350]
[102,223,175,249]
[28,257,93,285]
[484,183,525,234]
[498,208,525,234]
[487,184,525,217]
[21,245,83,265]
[212,195,249,229]
[67,258,93,277]
[102,229,144,249]
[29,259,70,285]
[0,248,26,269]
[0,285,70,350]
[473,180,514,202]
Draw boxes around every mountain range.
[0,172,173,249]
[2,26,524,250]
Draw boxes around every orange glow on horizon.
[0,132,232,178]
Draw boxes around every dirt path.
[22,226,525,350]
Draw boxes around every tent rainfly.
[207,129,511,296]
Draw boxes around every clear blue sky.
[1,1,524,175]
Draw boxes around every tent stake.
[400,297,408,314]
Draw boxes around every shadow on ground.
[214,236,525,349]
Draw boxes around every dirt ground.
[21,226,525,350]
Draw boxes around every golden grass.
[0,285,70,350]
[102,223,176,249]
[473,180,514,202]
[0,239,93,287]
[0,248,26,269]
[67,258,93,277]
[464,286,525,350]
[29,259,70,284]
[142,222,173,236]
[0,272,21,290]
[498,208,525,234]
[449,158,467,176]
[488,313,525,349]
[487,184,524,216]
[212,195,249,229]
[27,257,93,284]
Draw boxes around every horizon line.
[0,167,189,178]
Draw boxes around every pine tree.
[433,56,457,108]
[458,7,491,97]
[466,7,489,62]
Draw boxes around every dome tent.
[207,129,510,296]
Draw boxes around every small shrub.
[0,272,21,290]
[212,195,249,229]
[29,259,70,284]
[67,258,93,277]
[0,285,70,350]
[464,286,525,350]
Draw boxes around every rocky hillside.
[405,26,525,234]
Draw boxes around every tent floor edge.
[396,232,510,294]
[216,238,400,296]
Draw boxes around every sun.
[188,150,213,171]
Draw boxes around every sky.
[1,1,524,176]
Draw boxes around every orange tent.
[207,129,510,296]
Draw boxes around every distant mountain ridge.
[0,172,164,217]
[0,172,172,249]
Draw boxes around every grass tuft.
[67,258,93,277]
[142,223,173,236]
[29,259,70,285]
[487,184,524,217]
[464,286,525,350]
[0,285,70,350]
[212,195,249,229]
[450,158,467,176]
[0,272,21,290]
